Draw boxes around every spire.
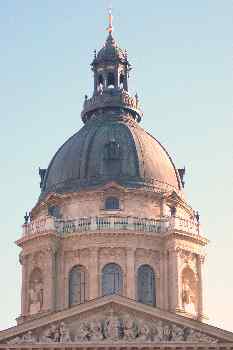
[105,8,115,47]
[107,8,113,34]
[81,12,143,124]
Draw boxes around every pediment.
[1,296,233,345]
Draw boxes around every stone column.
[59,251,67,310]
[197,255,205,320]
[160,197,166,217]
[169,248,181,312]
[115,65,119,88]
[43,247,57,312]
[161,251,169,310]
[89,247,99,300]
[126,248,135,299]
[19,253,29,316]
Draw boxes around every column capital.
[199,255,206,264]
[19,252,29,265]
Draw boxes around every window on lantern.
[105,197,119,210]
[107,72,115,88]
[120,72,125,89]
[98,74,104,90]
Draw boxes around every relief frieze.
[6,310,218,344]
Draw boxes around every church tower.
[1,12,233,348]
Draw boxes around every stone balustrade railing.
[22,216,55,236]
[22,215,200,238]
[81,89,143,122]
[54,216,169,236]
[171,216,200,236]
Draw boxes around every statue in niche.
[28,268,43,315]
[182,278,196,315]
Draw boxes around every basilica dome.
[40,113,181,200]
[39,25,182,201]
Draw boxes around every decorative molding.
[6,311,219,344]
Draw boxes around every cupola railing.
[21,215,200,238]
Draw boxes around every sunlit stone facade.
[1,14,233,350]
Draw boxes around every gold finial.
[107,8,113,33]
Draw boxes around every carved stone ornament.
[6,312,219,344]
[179,250,196,263]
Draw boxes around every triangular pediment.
[1,296,233,345]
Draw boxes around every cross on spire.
[107,8,113,34]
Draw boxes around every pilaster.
[197,254,205,320]
[43,246,58,312]
[169,248,181,312]
[161,251,169,310]
[19,253,29,317]
[126,248,135,299]
[89,247,99,300]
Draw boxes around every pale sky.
[0,1,232,332]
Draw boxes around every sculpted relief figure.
[104,315,120,340]
[186,329,218,343]
[39,322,71,343]
[6,316,219,345]
[75,322,90,341]
[7,331,36,344]
[153,320,164,341]
[171,324,184,341]
[60,322,71,343]
[89,320,104,341]
[138,323,151,341]
[123,319,136,340]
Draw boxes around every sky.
[0,0,232,332]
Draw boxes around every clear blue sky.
[0,1,232,332]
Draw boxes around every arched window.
[98,74,104,86]
[137,264,156,306]
[120,72,125,89]
[102,263,123,296]
[69,265,87,307]
[105,197,119,210]
[107,72,115,88]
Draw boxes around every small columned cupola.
[92,31,129,93]
[92,10,130,93]
[81,10,143,124]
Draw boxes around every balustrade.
[22,215,200,237]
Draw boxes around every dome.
[93,33,127,64]
[96,44,126,62]
[40,114,181,200]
